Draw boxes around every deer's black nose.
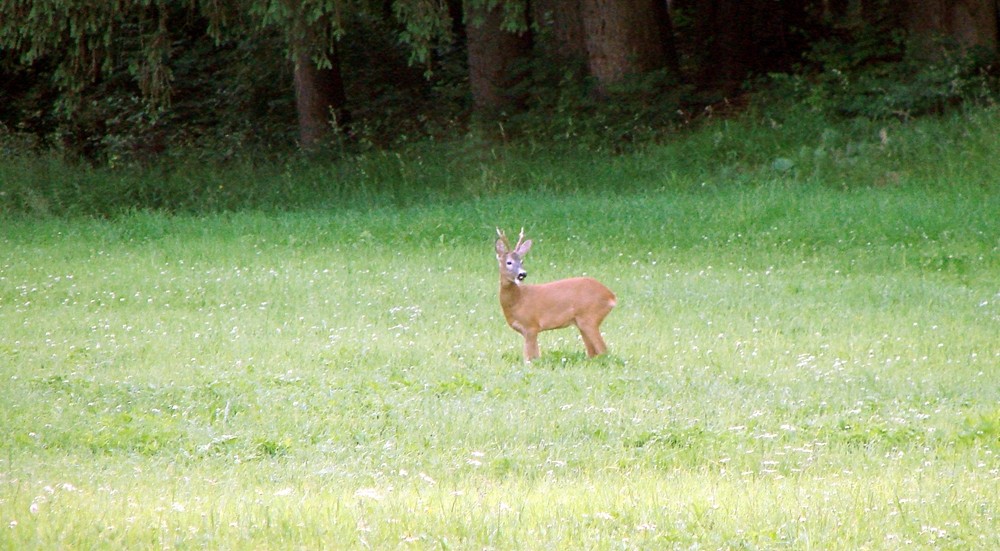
[517,271,527,281]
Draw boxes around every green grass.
[2,107,1000,548]
[6,103,1000,216]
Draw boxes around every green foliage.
[7,0,1000,164]
[393,0,456,67]
[6,100,1000,217]
[0,1,301,162]
[0,0,175,111]
[501,58,689,151]
[770,17,1000,120]
[335,15,468,149]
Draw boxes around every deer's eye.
[506,261,513,266]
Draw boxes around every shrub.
[502,58,689,151]
[769,22,1000,120]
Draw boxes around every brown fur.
[496,229,616,362]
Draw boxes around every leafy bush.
[770,20,1000,120]
[502,58,689,151]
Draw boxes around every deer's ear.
[495,239,507,256]
[515,239,532,256]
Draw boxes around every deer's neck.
[498,277,523,313]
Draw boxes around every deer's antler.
[514,227,526,251]
[496,227,510,250]
[497,227,527,252]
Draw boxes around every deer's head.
[495,227,532,284]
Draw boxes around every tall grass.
[1,106,999,548]
[4,104,1000,216]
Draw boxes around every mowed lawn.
[1,185,998,549]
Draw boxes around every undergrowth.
[3,102,1000,218]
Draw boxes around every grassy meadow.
[2,108,1000,548]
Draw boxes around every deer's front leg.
[522,330,540,362]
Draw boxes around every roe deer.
[495,228,617,362]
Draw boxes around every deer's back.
[523,277,615,310]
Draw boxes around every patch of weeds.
[956,411,1000,447]
[830,420,925,450]
[254,437,293,458]
[432,373,484,396]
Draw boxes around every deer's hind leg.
[576,305,612,357]
[577,322,607,357]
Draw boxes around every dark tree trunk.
[698,0,755,93]
[465,1,532,115]
[580,0,677,90]
[683,0,807,95]
[293,44,348,149]
[533,0,588,62]
[651,0,680,76]
[904,0,998,54]
[289,6,349,151]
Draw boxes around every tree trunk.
[580,0,677,91]
[290,6,349,151]
[293,44,348,150]
[651,0,680,76]
[465,1,532,115]
[683,0,806,95]
[697,0,754,93]
[533,0,588,62]
[904,0,998,54]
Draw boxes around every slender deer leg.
[590,331,607,356]
[523,331,540,362]
[580,332,597,357]
[578,323,606,357]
